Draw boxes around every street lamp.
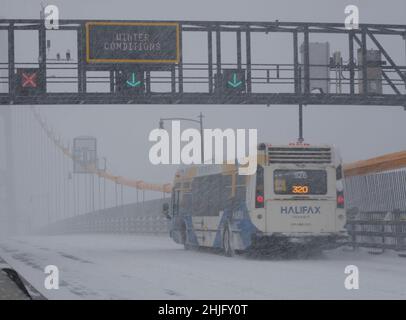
[159,112,205,164]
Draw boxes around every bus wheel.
[223,226,235,257]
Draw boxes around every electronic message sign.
[86,22,180,64]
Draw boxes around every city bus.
[162,143,348,256]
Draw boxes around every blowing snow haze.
[1,0,405,194]
[0,0,406,303]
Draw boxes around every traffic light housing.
[217,69,246,94]
[116,70,145,94]
[15,68,46,96]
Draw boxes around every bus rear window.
[273,170,327,195]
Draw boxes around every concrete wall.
[42,198,170,235]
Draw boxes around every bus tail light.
[255,193,264,208]
[255,165,264,209]
[337,192,345,208]
[256,195,264,203]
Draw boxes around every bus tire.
[223,225,235,257]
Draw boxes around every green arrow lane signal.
[227,72,243,88]
[126,72,142,87]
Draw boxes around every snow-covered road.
[0,234,405,299]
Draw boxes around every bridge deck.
[0,234,405,299]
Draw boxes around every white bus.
[163,143,347,256]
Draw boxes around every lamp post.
[159,112,205,163]
[102,157,107,210]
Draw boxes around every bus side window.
[255,165,264,208]
[172,190,180,216]
[234,175,247,207]
[221,174,233,211]
[192,176,209,216]
[181,192,192,215]
[207,174,222,216]
[191,178,200,216]
[171,190,176,215]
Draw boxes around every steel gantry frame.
[0,19,406,106]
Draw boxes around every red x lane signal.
[16,68,45,95]
[21,72,37,88]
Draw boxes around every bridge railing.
[41,202,406,254]
[344,150,406,253]
[346,208,406,252]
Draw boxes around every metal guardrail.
[42,199,406,254]
[60,214,169,234]
[343,154,406,255]
[346,208,406,252]
[344,168,406,213]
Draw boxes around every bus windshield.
[273,169,327,195]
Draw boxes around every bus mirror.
[162,202,170,219]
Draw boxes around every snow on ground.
[0,234,405,300]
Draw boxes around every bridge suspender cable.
[32,106,406,193]
[29,107,172,194]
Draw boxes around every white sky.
[1,0,406,194]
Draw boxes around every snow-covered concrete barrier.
[39,198,169,235]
